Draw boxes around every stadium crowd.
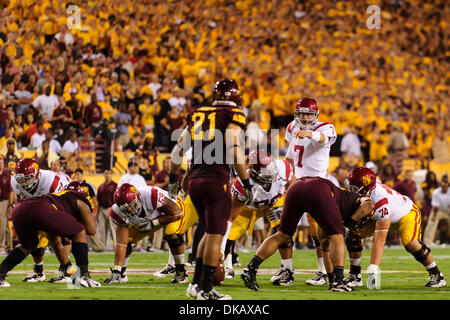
[0,0,448,266]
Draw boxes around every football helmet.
[15,158,40,192]
[212,79,241,107]
[345,167,377,196]
[247,150,277,191]
[294,97,319,129]
[113,183,142,217]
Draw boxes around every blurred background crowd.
[0,0,448,252]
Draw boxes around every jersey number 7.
[294,145,304,168]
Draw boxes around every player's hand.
[267,206,282,223]
[241,179,253,206]
[168,173,180,199]
[294,130,312,139]
[104,268,122,284]
[366,264,380,289]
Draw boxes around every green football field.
[0,247,449,300]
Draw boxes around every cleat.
[23,271,46,282]
[306,271,327,286]
[425,273,446,288]
[330,281,355,292]
[0,279,10,287]
[154,264,176,278]
[196,289,232,300]
[241,268,259,291]
[49,270,72,283]
[121,273,128,283]
[78,276,101,287]
[225,267,235,279]
[172,270,189,284]
[343,273,363,287]
[186,282,199,299]
[271,266,294,286]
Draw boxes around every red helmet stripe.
[374,198,388,211]
[49,175,60,193]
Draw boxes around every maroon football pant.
[188,176,231,235]
[12,198,85,250]
[279,179,345,237]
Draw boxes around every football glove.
[267,207,282,223]
[104,268,122,284]
[241,179,254,206]
[366,264,380,289]
[168,173,181,199]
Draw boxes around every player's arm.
[181,165,190,193]
[77,199,97,235]
[230,179,246,220]
[294,130,327,143]
[369,217,391,266]
[225,123,252,203]
[169,126,190,197]
[157,197,183,224]
[350,197,375,222]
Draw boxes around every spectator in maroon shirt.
[84,94,102,126]
[51,96,75,136]
[95,169,117,250]
[154,156,183,191]
[394,170,417,202]
[160,106,186,151]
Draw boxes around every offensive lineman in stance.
[0,185,100,287]
[168,79,252,300]
[103,183,199,284]
[241,176,374,292]
[343,167,446,288]
[10,158,73,283]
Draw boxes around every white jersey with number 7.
[285,120,337,179]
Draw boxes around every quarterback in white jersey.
[285,119,336,179]
[344,167,446,288]
[11,158,72,284]
[279,97,337,287]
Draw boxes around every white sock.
[350,258,361,267]
[426,262,436,269]
[281,258,293,271]
[122,257,129,268]
[224,254,233,270]
[173,254,185,265]
[318,257,326,274]
[220,221,233,253]
[168,250,175,266]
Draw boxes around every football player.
[0,186,100,287]
[343,167,446,288]
[223,150,294,280]
[278,97,337,287]
[104,183,200,285]
[168,79,252,300]
[10,158,74,283]
[241,176,374,292]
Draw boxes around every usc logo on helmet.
[129,186,137,194]
[362,176,372,187]
[32,162,39,172]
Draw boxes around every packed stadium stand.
[0,0,448,247]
